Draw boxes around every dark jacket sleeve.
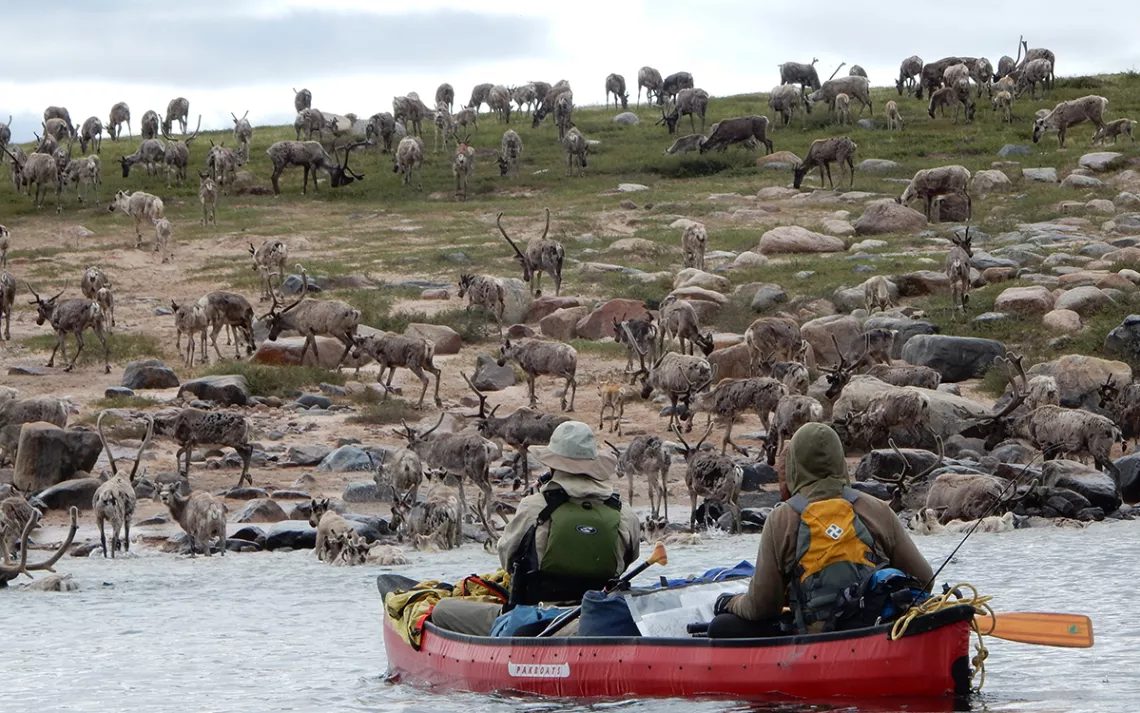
[726,505,797,620]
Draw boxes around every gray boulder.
[901,335,1005,382]
[286,445,331,466]
[317,445,374,472]
[864,316,939,358]
[970,251,1018,270]
[998,144,1029,157]
[224,487,269,501]
[343,481,379,502]
[178,375,250,406]
[13,423,102,491]
[122,359,179,390]
[1103,315,1140,360]
[750,283,788,312]
[1054,285,1112,315]
[230,525,266,543]
[296,394,332,410]
[1041,460,1121,513]
[612,112,639,126]
[346,516,389,542]
[854,200,927,235]
[1060,174,1103,189]
[231,499,288,523]
[1023,167,1058,183]
[1114,453,1140,504]
[33,477,101,510]
[739,463,777,491]
[833,376,992,442]
[893,270,950,296]
[850,480,893,500]
[472,353,516,391]
[1023,355,1131,409]
[1079,152,1124,172]
[281,273,323,295]
[858,159,900,172]
[972,170,1012,196]
[264,520,317,550]
[801,315,863,367]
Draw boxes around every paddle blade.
[977,612,1094,648]
[649,541,668,566]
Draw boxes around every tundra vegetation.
[0,63,1139,557]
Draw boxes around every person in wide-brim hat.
[431,421,640,637]
[530,421,617,482]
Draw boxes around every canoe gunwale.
[416,603,977,648]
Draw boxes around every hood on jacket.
[786,422,849,501]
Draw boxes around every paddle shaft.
[535,552,661,638]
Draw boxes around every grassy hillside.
[4,72,1139,368]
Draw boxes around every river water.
[2,521,1135,713]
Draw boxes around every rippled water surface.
[3,521,1136,713]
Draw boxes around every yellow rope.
[889,583,994,690]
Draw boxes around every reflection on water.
[2,521,1135,713]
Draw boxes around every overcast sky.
[1,1,1137,143]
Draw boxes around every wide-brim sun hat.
[531,421,616,481]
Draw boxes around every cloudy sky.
[1,1,1136,143]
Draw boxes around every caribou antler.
[28,280,67,306]
[496,212,527,260]
[278,264,308,314]
[97,411,154,481]
[693,417,716,452]
[876,436,944,488]
[539,208,551,240]
[97,410,119,476]
[671,421,692,454]
[461,371,489,419]
[185,115,202,143]
[972,351,1028,424]
[402,412,445,443]
[603,440,622,457]
[339,139,370,179]
[0,507,80,585]
[472,492,501,552]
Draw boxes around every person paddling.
[431,421,640,636]
[708,422,933,638]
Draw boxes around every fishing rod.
[925,453,1042,591]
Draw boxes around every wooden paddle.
[536,541,669,638]
[977,612,1094,648]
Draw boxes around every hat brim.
[532,446,616,481]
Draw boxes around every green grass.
[6,72,1140,375]
[199,362,345,397]
[347,396,421,425]
[3,73,1135,231]
[20,332,165,365]
[91,395,161,409]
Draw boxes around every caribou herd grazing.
[1,35,1138,584]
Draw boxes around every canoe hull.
[384,605,974,701]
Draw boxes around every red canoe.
[384,604,976,701]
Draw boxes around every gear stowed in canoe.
[378,546,1092,702]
